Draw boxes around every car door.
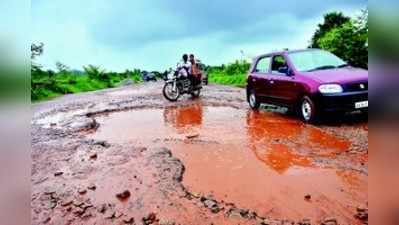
[268,54,299,106]
[250,56,272,101]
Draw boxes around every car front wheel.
[299,96,317,123]
[248,90,260,110]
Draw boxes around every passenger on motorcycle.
[162,54,202,101]
[189,54,202,87]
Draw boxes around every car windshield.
[289,50,346,72]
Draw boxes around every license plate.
[355,101,368,109]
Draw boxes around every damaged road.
[31,82,368,225]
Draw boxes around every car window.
[255,57,271,73]
[289,50,345,72]
[271,55,288,74]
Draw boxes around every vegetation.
[309,12,351,49]
[31,67,143,101]
[31,44,143,102]
[312,9,368,68]
[207,61,250,87]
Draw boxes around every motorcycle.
[162,68,201,102]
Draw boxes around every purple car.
[246,49,368,123]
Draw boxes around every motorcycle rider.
[177,54,191,77]
[163,54,202,101]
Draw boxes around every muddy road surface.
[32,82,368,225]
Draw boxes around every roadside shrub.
[207,61,249,87]
[31,64,143,102]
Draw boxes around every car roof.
[254,48,321,60]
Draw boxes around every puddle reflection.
[163,102,203,132]
[246,110,352,173]
[252,143,312,174]
[93,105,353,174]
[246,111,310,173]
[92,105,367,223]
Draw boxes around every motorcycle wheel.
[163,82,180,102]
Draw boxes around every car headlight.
[318,84,343,94]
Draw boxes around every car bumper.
[315,91,368,112]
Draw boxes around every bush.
[207,61,249,87]
[31,65,143,102]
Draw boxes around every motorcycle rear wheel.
[191,89,201,98]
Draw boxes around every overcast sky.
[31,0,367,71]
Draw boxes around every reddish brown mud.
[91,103,367,224]
[31,83,368,225]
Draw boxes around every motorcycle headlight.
[318,84,343,94]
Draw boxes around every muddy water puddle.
[91,103,367,223]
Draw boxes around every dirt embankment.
[31,82,368,225]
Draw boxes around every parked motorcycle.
[162,69,201,102]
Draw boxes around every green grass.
[31,69,143,102]
[206,60,249,88]
[208,72,247,87]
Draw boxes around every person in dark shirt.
[189,54,201,87]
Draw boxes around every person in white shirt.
[177,54,191,77]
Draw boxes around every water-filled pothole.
[91,103,367,222]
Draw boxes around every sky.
[31,0,367,72]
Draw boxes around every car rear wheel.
[299,96,317,123]
[248,90,260,110]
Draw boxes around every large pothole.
[90,102,368,224]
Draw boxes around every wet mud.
[31,82,368,225]
[91,103,367,224]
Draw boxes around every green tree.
[317,10,368,68]
[31,42,44,59]
[55,62,70,73]
[310,12,350,48]
[31,42,45,74]
[83,65,107,80]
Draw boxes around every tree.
[309,12,350,48]
[317,10,368,68]
[83,65,107,80]
[31,43,44,59]
[56,62,70,73]
[354,9,368,33]
[31,42,45,73]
